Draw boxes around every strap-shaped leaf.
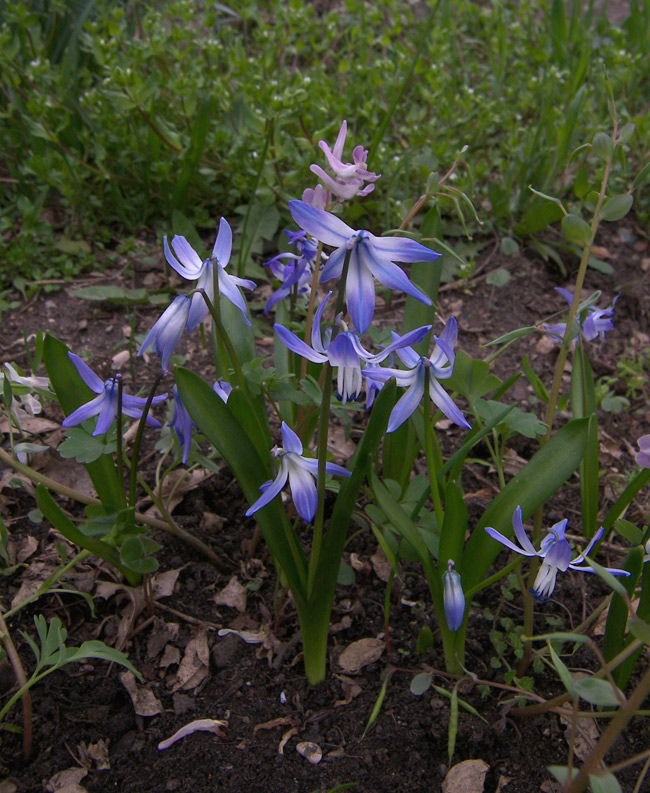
[43,333,122,508]
[176,367,308,596]
[461,418,589,591]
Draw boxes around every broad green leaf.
[71,286,148,303]
[632,161,650,189]
[483,326,537,347]
[600,194,633,222]
[589,773,622,793]
[573,677,623,707]
[485,268,510,287]
[64,640,143,681]
[120,534,160,574]
[58,427,117,464]
[548,643,577,698]
[522,355,549,403]
[410,671,433,695]
[628,617,650,646]
[461,418,589,591]
[176,367,308,597]
[446,351,501,403]
[475,399,546,439]
[43,334,122,508]
[562,213,591,244]
[592,132,614,161]
[439,481,467,569]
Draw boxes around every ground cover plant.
[1,1,650,792]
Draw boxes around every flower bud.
[443,560,465,632]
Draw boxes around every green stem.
[115,376,127,509]
[128,373,163,507]
[0,611,32,760]
[422,373,444,528]
[200,286,247,393]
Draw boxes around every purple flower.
[274,292,431,405]
[61,353,167,436]
[213,380,232,403]
[443,560,465,631]
[163,218,256,330]
[263,231,317,314]
[170,385,197,464]
[309,120,380,202]
[362,317,470,433]
[245,422,351,523]
[485,506,630,602]
[636,435,650,468]
[138,295,191,372]
[289,200,440,333]
[544,288,619,343]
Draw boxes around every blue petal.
[320,245,347,282]
[212,218,232,266]
[369,234,441,262]
[61,392,106,428]
[484,526,537,557]
[360,239,432,304]
[288,200,353,247]
[512,506,537,556]
[281,423,303,455]
[245,460,289,517]
[312,293,332,352]
[217,269,252,326]
[274,324,328,364]
[387,375,424,432]
[67,353,104,394]
[94,380,119,436]
[286,459,318,522]
[345,247,376,333]
[429,378,471,429]
[169,236,203,279]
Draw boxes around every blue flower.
[362,317,470,433]
[163,217,256,330]
[288,200,440,333]
[212,380,232,403]
[245,422,351,523]
[274,292,431,405]
[263,230,317,314]
[443,560,465,632]
[544,288,619,343]
[485,506,630,602]
[61,353,167,436]
[169,385,196,464]
[138,295,191,372]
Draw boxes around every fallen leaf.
[77,739,110,770]
[338,637,384,674]
[370,547,392,582]
[214,576,247,613]
[171,628,210,692]
[158,718,228,750]
[442,759,490,793]
[16,535,39,563]
[278,726,298,755]
[349,553,371,575]
[559,713,599,760]
[296,741,322,765]
[146,618,179,659]
[151,569,181,599]
[334,674,363,706]
[119,671,163,716]
[218,628,267,644]
[160,644,181,669]
[44,767,88,793]
[253,716,296,735]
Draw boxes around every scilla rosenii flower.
[288,200,440,333]
[362,317,471,433]
[245,422,351,524]
[62,353,167,436]
[162,217,255,330]
[485,506,629,602]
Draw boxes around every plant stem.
[128,373,163,507]
[0,612,32,761]
[423,370,444,528]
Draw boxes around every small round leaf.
[592,132,614,161]
[562,214,591,244]
[601,194,633,222]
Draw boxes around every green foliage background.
[1,0,648,287]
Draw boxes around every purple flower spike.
[485,506,630,602]
[138,295,191,372]
[636,435,650,468]
[61,353,167,437]
[362,317,470,433]
[162,218,255,330]
[443,560,465,632]
[289,200,440,333]
[544,288,619,344]
[170,385,197,464]
[245,422,351,523]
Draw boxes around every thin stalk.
[423,370,444,528]
[200,286,246,393]
[307,249,352,595]
[299,241,324,384]
[114,376,127,509]
[0,611,32,760]
[128,373,163,507]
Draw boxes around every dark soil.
[1,218,649,793]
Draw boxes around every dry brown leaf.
[253,716,296,735]
[442,759,490,793]
[16,535,38,563]
[39,455,95,497]
[296,741,322,765]
[0,781,18,793]
[328,425,356,462]
[278,726,298,755]
[337,637,384,674]
[559,713,600,760]
[334,674,363,706]
[0,415,59,435]
[151,569,181,599]
[11,562,56,609]
[119,671,163,717]
[171,628,210,692]
[142,469,213,516]
[146,617,179,659]
[349,553,371,575]
[77,739,110,770]
[160,644,181,669]
[44,767,89,793]
[214,576,247,613]
[370,547,392,582]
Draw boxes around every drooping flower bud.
[443,560,465,632]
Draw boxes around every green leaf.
[446,351,501,403]
[476,399,546,439]
[410,671,433,695]
[43,334,121,508]
[439,482,467,570]
[628,617,650,646]
[604,546,643,666]
[461,418,589,591]
[548,643,577,698]
[64,640,143,681]
[589,773,622,793]
[71,286,148,302]
[500,237,519,256]
[415,627,434,656]
[483,326,537,347]
[573,677,623,707]
[632,160,650,189]
[600,194,633,222]
[120,534,160,574]
[337,561,355,586]
[522,355,549,403]
[592,132,614,161]
[58,427,117,464]
[485,268,511,287]
[562,213,591,244]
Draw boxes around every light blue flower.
[61,353,167,436]
[263,230,317,314]
[544,288,619,343]
[443,560,465,632]
[362,317,470,433]
[138,295,191,372]
[274,292,431,405]
[288,200,440,333]
[245,422,351,523]
[636,435,650,468]
[163,217,256,330]
[169,385,196,464]
[485,506,630,602]
[212,380,233,403]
